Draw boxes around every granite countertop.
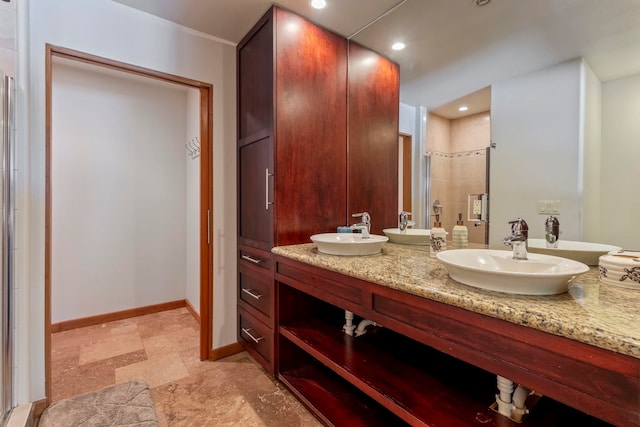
[272,242,640,359]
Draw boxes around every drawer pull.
[241,327,264,344]
[242,288,263,300]
[241,254,263,264]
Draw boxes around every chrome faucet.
[351,212,371,238]
[545,216,560,248]
[503,218,529,260]
[399,211,414,232]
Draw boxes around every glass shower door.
[0,71,14,424]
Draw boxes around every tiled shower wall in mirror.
[427,112,490,244]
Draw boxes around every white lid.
[599,251,640,266]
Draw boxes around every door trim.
[44,44,214,403]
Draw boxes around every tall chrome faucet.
[503,218,529,260]
[399,211,414,232]
[545,216,560,248]
[351,212,371,238]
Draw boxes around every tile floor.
[51,308,322,426]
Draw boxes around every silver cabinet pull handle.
[241,288,263,300]
[265,168,274,210]
[241,327,264,343]
[241,254,262,264]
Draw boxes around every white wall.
[601,74,640,248]
[20,0,237,402]
[581,62,602,243]
[185,89,200,313]
[51,60,189,323]
[489,59,582,245]
[0,0,16,77]
[399,102,415,135]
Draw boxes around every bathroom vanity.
[268,243,639,426]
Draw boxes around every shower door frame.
[0,71,15,425]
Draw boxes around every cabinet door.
[238,136,273,249]
[274,8,348,245]
[348,42,400,235]
[238,13,273,141]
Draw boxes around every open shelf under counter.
[279,338,407,427]
[278,284,613,427]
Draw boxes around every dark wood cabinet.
[237,6,352,250]
[273,7,348,246]
[348,41,400,235]
[237,5,400,374]
[238,16,273,142]
[237,9,276,371]
[238,136,273,250]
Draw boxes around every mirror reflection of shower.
[426,86,491,245]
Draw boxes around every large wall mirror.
[376,1,640,249]
[400,59,639,249]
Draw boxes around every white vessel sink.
[436,249,589,295]
[383,228,431,245]
[527,239,621,266]
[310,233,388,256]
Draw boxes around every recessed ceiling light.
[311,0,327,9]
[391,42,405,51]
[458,106,469,112]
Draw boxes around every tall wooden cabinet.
[237,6,399,373]
[237,6,349,372]
[348,41,400,235]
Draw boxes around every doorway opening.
[44,45,213,404]
[398,134,413,214]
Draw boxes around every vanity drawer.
[238,265,273,320]
[238,307,273,372]
[238,247,273,272]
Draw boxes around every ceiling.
[113,0,640,115]
[430,86,491,119]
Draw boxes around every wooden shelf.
[281,317,506,426]
[280,315,612,427]
[278,343,407,427]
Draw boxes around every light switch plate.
[538,200,560,214]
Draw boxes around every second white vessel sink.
[527,239,621,266]
[310,233,388,256]
[383,228,431,245]
[436,249,589,295]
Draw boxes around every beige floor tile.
[151,354,321,427]
[115,352,189,388]
[51,350,147,403]
[78,330,144,365]
[110,322,138,336]
[51,308,319,425]
[136,309,198,339]
[142,334,172,358]
[51,323,111,350]
[142,327,199,358]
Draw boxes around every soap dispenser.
[452,213,468,249]
[430,214,446,257]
